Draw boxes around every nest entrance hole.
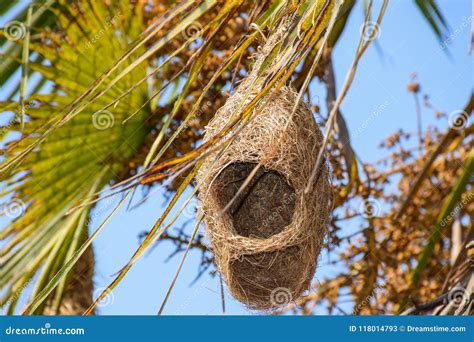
[212,162,296,239]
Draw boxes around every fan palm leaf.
[1,0,151,314]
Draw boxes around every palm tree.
[1,0,470,315]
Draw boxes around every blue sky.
[1,0,472,315]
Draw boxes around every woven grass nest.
[197,34,331,311]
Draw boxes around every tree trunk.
[43,243,95,315]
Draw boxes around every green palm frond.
[0,0,61,96]
[1,0,151,313]
[414,0,448,41]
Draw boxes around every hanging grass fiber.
[198,27,331,310]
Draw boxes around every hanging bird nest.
[197,29,331,310]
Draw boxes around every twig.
[305,0,389,193]
[413,91,423,155]
[401,292,450,315]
